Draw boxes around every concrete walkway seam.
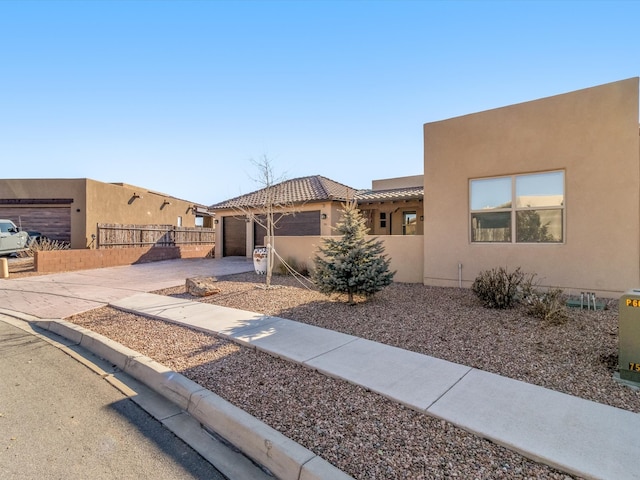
[28,317,354,480]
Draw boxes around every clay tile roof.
[210,175,358,209]
[355,186,424,202]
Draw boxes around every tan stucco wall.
[423,78,640,297]
[274,235,423,283]
[371,174,423,190]
[0,178,201,249]
[85,180,198,248]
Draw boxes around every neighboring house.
[0,178,213,249]
[210,174,424,284]
[357,175,424,236]
[210,174,424,258]
[209,175,358,257]
[423,77,640,297]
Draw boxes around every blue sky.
[1,0,638,205]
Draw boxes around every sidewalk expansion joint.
[424,366,474,412]
[302,337,360,364]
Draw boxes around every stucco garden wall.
[273,235,423,283]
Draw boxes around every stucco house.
[210,174,424,259]
[210,174,424,283]
[0,178,213,249]
[210,175,359,257]
[423,77,640,297]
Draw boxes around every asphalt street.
[0,318,226,480]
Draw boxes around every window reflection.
[516,210,563,242]
[471,212,511,242]
[470,177,511,210]
[516,172,564,208]
[403,212,417,235]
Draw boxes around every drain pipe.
[458,263,462,288]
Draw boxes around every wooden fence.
[97,224,215,248]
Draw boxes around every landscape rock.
[186,276,220,297]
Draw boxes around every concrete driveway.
[0,257,254,319]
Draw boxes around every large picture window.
[470,171,564,243]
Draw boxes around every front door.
[223,216,247,256]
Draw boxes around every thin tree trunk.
[266,209,274,288]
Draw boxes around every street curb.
[29,317,353,480]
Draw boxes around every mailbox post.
[619,289,640,384]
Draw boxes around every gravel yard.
[65,272,638,479]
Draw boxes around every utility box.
[619,289,640,384]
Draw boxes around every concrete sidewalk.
[111,292,640,480]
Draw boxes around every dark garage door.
[254,210,320,247]
[223,216,247,257]
[0,206,71,242]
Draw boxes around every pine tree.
[313,201,395,305]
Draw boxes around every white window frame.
[469,170,565,244]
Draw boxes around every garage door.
[223,216,247,257]
[254,210,320,247]
[0,206,71,242]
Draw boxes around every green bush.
[472,267,525,309]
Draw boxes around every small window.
[380,212,386,228]
[470,171,564,243]
[177,216,183,227]
[403,212,417,235]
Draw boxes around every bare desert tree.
[234,155,294,288]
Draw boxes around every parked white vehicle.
[0,219,29,256]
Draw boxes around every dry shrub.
[471,267,525,309]
[17,237,70,258]
[524,287,569,324]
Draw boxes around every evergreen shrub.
[313,201,395,305]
